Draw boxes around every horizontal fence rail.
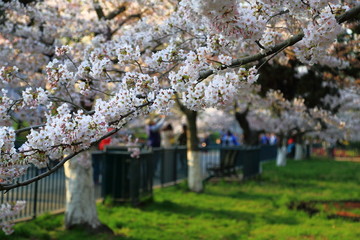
[1,145,278,222]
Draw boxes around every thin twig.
[134,60,144,74]
[267,9,290,23]
[255,40,265,49]
[49,96,90,113]
[105,70,114,82]
[89,87,115,97]
[65,53,78,71]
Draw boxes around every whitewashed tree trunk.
[187,150,202,192]
[185,109,203,192]
[64,151,101,230]
[294,143,304,160]
[276,146,287,167]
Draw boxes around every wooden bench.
[206,149,238,178]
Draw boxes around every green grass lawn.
[3,157,360,240]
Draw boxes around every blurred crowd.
[97,115,296,152]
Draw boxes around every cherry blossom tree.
[244,89,346,166]
[0,0,359,234]
[0,0,175,232]
[319,86,360,142]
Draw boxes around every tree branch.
[93,0,105,20]
[174,92,187,113]
[1,101,153,191]
[198,4,360,82]
[105,6,126,20]
[267,9,290,23]
[111,13,142,36]
[0,128,118,191]
[15,124,46,134]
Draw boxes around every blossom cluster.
[46,59,76,90]
[0,201,26,235]
[181,0,267,41]
[294,8,344,65]
[19,105,108,168]
[0,66,19,83]
[55,45,72,57]
[0,90,14,124]
[22,87,48,109]
[127,135,140,159]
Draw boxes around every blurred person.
[177,124,188,146]
[161,123,175,148]
[221,130,239,146]
[146,116,165,178]
[260,134,269,145]
[287,137,295,158]
[146,115,165,148]
[98,128,115,151]
[269,133,277,145]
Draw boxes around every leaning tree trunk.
[294,135,304,160]
[235,110,261,146]
[276,136,287,166]
[185,110,203,192]
[64,151,110,232]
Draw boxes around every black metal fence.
[93,149,154,205]
[1,167,66,221]
[153,146,188,186]
[259,145,278,162]
[1,145,277,221]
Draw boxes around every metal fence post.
[160,148,165,187]
[173,147,177,183]
[130,158,140,205]
[32,168,39,219]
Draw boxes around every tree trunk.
[276,146,287,166]
[294,144,304,160]
[276,137,287,166]
[64,151,111,233]
[294,135,304,160]
[235,110,260,146]
[185,110,203,192]
[175,96,203,192]
[305,139,311,159]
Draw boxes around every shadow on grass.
[144,200,299,226]
[146,199,254,221]
[204,189,277,202]
[260,210,299,225]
